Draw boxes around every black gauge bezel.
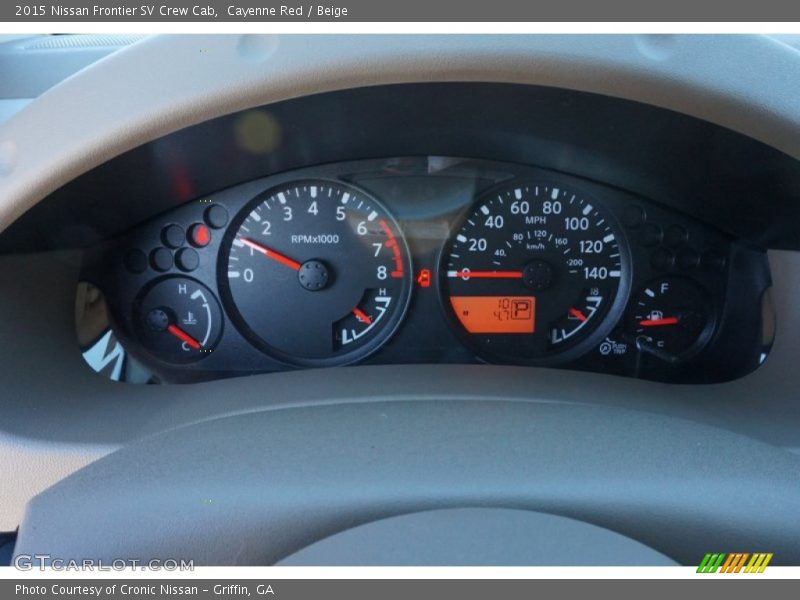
[217,178,414,368]
[437,177,633,366]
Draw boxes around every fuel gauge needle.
[639,316,680,327]
[239,238,302,271]
[167,324,202,350]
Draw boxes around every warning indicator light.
[416,268,432,288]
[189,223,211,247]
[450,296,535,334]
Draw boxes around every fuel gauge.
[626,277,713,363]
[135,277,223,363]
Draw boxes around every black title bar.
[4,579,800,599]
[3,0,800,22]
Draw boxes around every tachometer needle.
[639,316,680,327]
[167,324,201,350]
[447,270,523,280]
[352,308,373,325]
[240,238,302,271]
[568,307,588,322]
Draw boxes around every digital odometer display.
[441,182,630,364]
[220,180,412,366]
[449,296,535,334]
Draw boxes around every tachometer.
[220,180,412,366]
[441,182,630,364]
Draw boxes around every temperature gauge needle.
[240,238,302,271]
[639,316,680,327]
[167,324,202,350]
[352,308,373,325]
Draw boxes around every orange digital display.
[450,296,535,334]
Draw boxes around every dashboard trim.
[3,35,800,238]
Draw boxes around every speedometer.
[441,181,630,364]
[220,180,412,366]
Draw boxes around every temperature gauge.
[333,289,396,349]
[134,277,223,363]
[626,277,713,363]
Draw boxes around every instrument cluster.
[77,157,772,384]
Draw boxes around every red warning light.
[189,223,211,247]
[416,268,431,288]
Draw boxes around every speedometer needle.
[447,270,523,280]
[640,316,680,327]
[240,238,302,271]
